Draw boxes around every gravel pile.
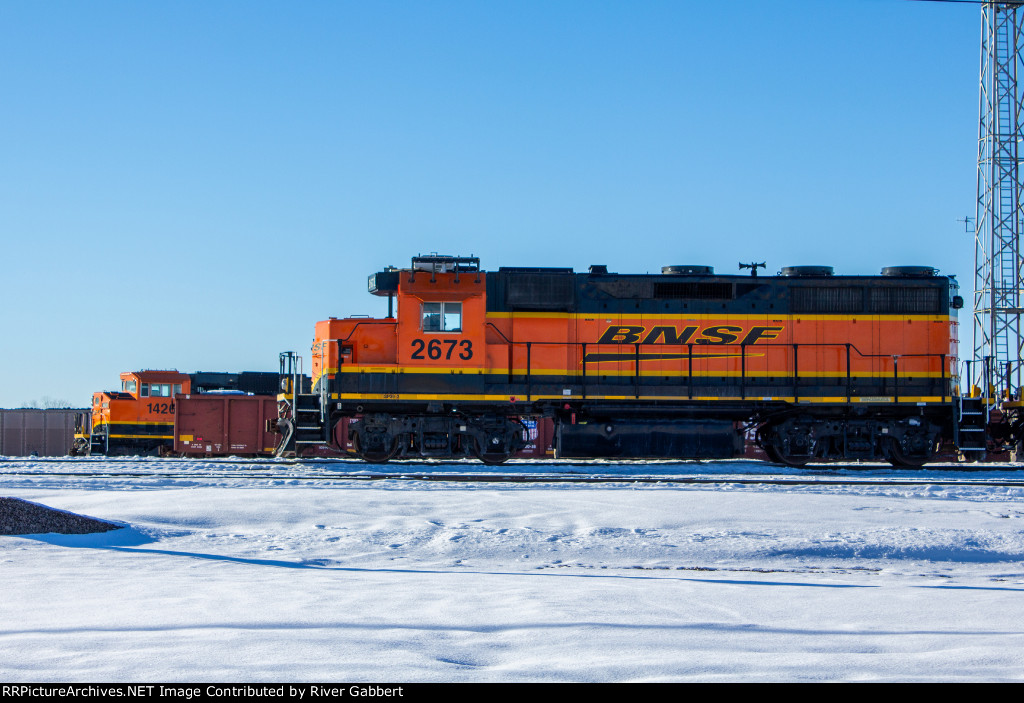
[0,497,123,536]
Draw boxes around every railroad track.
[2,465,1024,488]
[2,456,1023,471]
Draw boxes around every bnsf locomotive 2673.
[274,254,989,466]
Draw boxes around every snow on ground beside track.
[1,459,1023,681]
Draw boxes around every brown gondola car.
[73,370,279,456]
[174,393,279,457]
[277,255,972,466]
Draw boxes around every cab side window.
[142,383,173,397]
[422,303,442,331]
[422,302,462,332]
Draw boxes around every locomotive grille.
[790,286,942,314]
[653,282,734,299]
[506,273,576,310]
[868,287,941,314]
[791,287,864,313]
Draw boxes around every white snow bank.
[1,465,1022,682]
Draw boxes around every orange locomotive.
[73,370,279,456]
[278,255,965,465]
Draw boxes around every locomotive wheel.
[473,448,515,465]
[767,446,810,467]
[472,436,515,465]
[763,438,810,467]
[470,419,525,465]
[885,437,931,468]
[352,432,400,464]
[472,442,515,465]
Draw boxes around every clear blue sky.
[1,0,981,408]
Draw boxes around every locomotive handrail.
[336,320,399,344]
[483,322,513,343]
[487,337,946,358]
[794,344,799,403]
[483,323,515,385]
[484,337,953,403]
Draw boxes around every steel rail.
[3,468,1024,488]
[2,457,1023,472]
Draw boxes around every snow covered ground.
[1,458,1023,682]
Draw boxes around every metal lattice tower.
[975,1,1024,399]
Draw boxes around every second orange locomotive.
[278,255,961,466]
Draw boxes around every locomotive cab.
[310,256,486,393]
[395,256,485,371]
[79,370,191,456]
[287,255,514,461]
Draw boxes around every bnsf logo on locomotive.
[596,325,784,346]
